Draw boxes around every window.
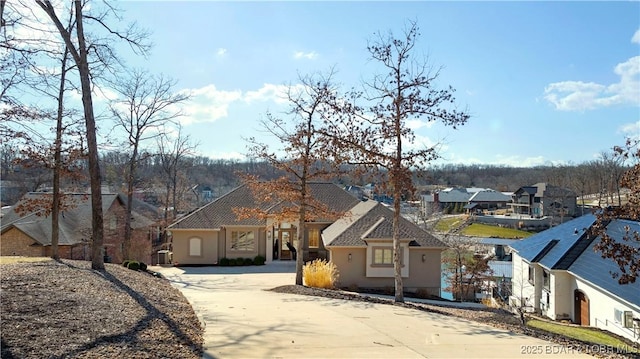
[372,247,403,266]
[231,231,255,251]
[543,270,550,290]
[189,237,202,256]
[308,228,320,248]
[528,265,534,284]
[373,247,393,265]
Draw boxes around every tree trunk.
[124,148,138,260]
[393,190,404,303]
[295,182,307,286]
[74,2,104,270]
[51,47,69,261]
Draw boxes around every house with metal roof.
[509,214,640,342]
[468,189,512,211]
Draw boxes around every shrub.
[219,257,230,266]
[127,261,140,271]
[253,255,266,265]
[228,258,237,266]
[303,259,339,289]
[139,262,147,271]
[243,257,254,266]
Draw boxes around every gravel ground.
[270,285,640,359]
[0,259,203,359]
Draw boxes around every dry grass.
[303,259,339,289]
[1,259,203,359]
[0,256,52,265]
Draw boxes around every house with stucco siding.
[167,183,447,294]
[509,214,640,343]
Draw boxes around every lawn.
[527,319,640,354]
[462,223,533,239]
[434,216,533,239]
[434,216,467,232]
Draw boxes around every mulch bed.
[0,259,203,359]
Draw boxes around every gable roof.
[469,190,511,203]
[169,182,360,230]
[323,200,447,248]
[510,214,640,309]
[0,193,153,246]
[509,214,597,269]
[568,219,640,308]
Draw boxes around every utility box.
[157,250,172,265]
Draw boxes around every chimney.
[434,192,440,205]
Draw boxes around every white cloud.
[216,48,227,56]
[179,85,243,125]
[201,149,246,161]
[632,29,640,44]
[293,51,319,60]
[406,119,435,130]
[544,56,640,111]
[244,83,303,104]
[618,120,640,140]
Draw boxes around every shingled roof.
[168,182,360,230]
[323,200,447,248]
[1,193,154,246]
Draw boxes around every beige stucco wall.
[222,226,266,260]
[171,229,219,265]
[329,247,442,295]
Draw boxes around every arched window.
[189,237,202,256]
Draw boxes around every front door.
[574,290,589,325]
[279,230,296,260]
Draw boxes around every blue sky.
[114,1,639,166]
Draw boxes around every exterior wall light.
[348,253,352,262]
[422,254,426,262]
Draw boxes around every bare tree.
[157,123,197,232]
[108,69,189,259]
[236,71,345,285]
[35,0,150,269]
[592,138,640,284]
[327,21,470,302]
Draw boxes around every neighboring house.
[467,190,511,211]
[167,183,360,265]
[421,187,474,215]
[475,238,516,301]
[0,193,157,264]
[509,214,640,343]
[509,183,577,220]
[322,200,447,295]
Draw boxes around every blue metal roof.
[509,214,597,269]
[569,219,640,309]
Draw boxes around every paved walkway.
[151,262,592,359]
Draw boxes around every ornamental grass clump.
[303,259,339,289]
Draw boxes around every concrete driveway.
[152,262,591,359]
